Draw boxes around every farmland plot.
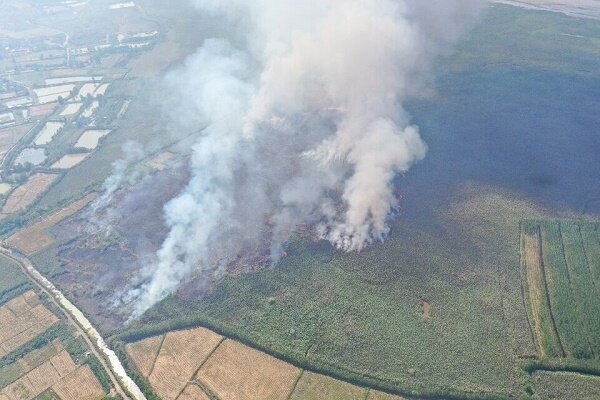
[0,292,60,357]
[7,194,96,255]
[2,173,59,214]
[177,384,210,400]
[0,348,103,400]
[50,154,89,170]
[125,334,163,378]
[59,103,83,117]
[149,327,222,400]
[289,371,366,400]
[28,104,57,118]
[368,390,406,400]
[0,123,35,163]
[74,130,111,150]
[197,339,300,400]
[522,220,600,359]
[33,122,64,146]
[52,365,105,400]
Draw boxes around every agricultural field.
[124,327,385,400]
[1,173,59,215]
[0,337,105,400]
[0,288,112,400]
[7,194,96,256]
[289,372,365,400]
[521,220,600,360]
[0,124,35,163]
[0,291,59,359]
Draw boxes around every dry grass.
[7,194,96,255]
[524,232,562,357]
[288,371,366,400]
[149,327,223,400]
[26,362,61,394]
[368,390,406,400]
[52,365,105,400]
[2,173,59,214]
[0,124,34,163]
[524,233,547,356]
[0,292,59,356]
[0,349,80,400]
[49,351,77,378]
[176,384,210,400]
[125,334,163,378]
[197,339,300,400]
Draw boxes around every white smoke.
[129,0,486,318]
[86,140,145,231]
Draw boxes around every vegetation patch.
[521,220,600,360]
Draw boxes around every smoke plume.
[129,0,486,318]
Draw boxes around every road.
[0,248,146,400]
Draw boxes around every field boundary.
[113,320,530,400]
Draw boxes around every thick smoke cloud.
[129,0,486,318]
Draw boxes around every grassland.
[522,220,600,361]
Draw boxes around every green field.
[521,220,600,361]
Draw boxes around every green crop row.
[560,221,600,357]
[579,223,600,297]
[540,221,593,359]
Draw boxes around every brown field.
[368,390,406,400]
[2,173,59,214]
[52,365,105,400]
[177,384,210,400]
[49,350,77,378]
[197,339,300,400]
[289,372,366,400]
[26,362,60,394]
[0,349,90,400]
[523,232,563,357]
[125,334,163,378]
[0,123,34,162]
[149,327,223,400]
[0,291,60,356]
[29,104,57,118]
[7,194,96,255]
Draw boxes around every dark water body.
[403,65,600,217]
